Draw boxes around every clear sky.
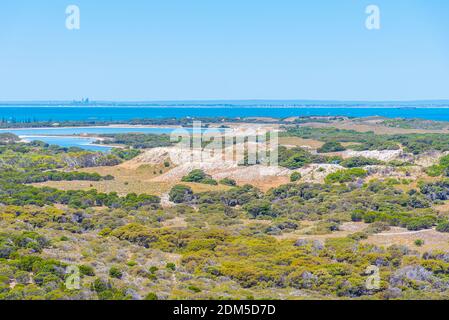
[0,0,448,101]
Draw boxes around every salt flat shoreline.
[19,135,107,140]
[19,135,124,150]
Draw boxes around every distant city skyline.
[1,0,448,101]
[2,99,449,107]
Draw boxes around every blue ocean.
[1,106,449,122]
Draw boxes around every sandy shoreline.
[19,135,124,150]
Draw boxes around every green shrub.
[340,157,383,168]
[348,232,368,240]
[109,266,123,279]
[145,292,158,300]
[103,133,172,149]
[181,169,217,185]
[219,178,237,186]
[79,265,95,277]
[243,200,275,218]
[92,278,109,293]
[111,223,158,248]
[351,210,364,222]
[439,155,449,167]
[278,147,320,169]
[99,228,112,237]
[290,172,302,182]
[424,155,449,177]
[169,185,195,203]
[166,263,176,271]
[187,285,202,293]
[406,217,435,231]
[149,266,158,274]
[126,261,137,267]
[426,165,445,177]
[325,168,367,184]
[317,141,346,153]
[436,221,449,233]
[414,239,424,247]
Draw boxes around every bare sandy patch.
[362,227,449,253]
[241,219,272,226]
[121,148,173,169]
[162,217,188,228]
[414,151,449,167]
[432,201,449,216]
[274,222,368,240]
[279,136,324,149]
[126,142,352,189]
[32,179,173,197]
[32,163,174,196]
[32,163,229,197]
[342,149,404,161]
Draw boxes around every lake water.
[0,126,220,152]
[2,105,449,151]
[19,135,111,152]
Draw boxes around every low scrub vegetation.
[181,169,218,185]
[2,122,449,300]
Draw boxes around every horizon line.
[1,99,449,104]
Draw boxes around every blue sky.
[0,0,448,101]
